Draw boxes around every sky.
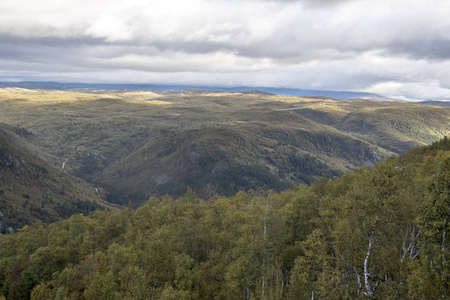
[1,0,450,100]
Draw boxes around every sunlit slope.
[292,99,450,152]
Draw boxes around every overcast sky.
[1,0,450,100]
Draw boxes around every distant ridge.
[0,81,393,100]
[420,100,450,107]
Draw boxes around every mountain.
[1,88,448,206]
[0,81,393,100]
[0,123,115,232]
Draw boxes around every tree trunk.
[364,237,374,297]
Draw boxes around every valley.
[2,1,450,298]
[1,87,449,299]
[1,87,449,208]
[0,123,115,231]
[1,131,449,299]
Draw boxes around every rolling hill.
[0,87,449,205]
[0,81,394,100]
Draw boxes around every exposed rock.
[0,221,12,234]
[189,152,200,164]
[155,174,171,185]
[4,154,26,169]
[363,160,375,167]
[186,142,202,164]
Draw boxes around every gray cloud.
[0,0,450,100]
[255,0,355,5]
[388,38,450,61]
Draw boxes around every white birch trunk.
[262,198,269,300]
[364,237,374,297]
[401,225,421,261]
[354,267,362,297]
[363,217,378,297]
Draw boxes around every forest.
[2,88,449,206]
[0,137,449,299]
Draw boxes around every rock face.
[189,152,200,164]
[154,174,171,185]
[4,154,26,170]
[0,223,13,234]
[186,142,202,164]
[363,160,375,167]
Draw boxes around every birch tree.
[409,156,450,298]
[331,162,417,298]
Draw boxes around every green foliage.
[72,152,104,181]
[286,152,342,184]
[0,137,449,299]
[408,156,450,298]
[0,124,111,230]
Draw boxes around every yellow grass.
[145,100,173,105]
[0,88,102,103]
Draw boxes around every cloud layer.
[1,0,450,100]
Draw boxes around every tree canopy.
[1,137,449,299]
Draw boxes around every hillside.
[0,81,394,100]
[0,88,449,204]
[0,137,448,299]
[0,123,115,231]
[96,123,383,204]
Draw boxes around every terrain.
[0,135,448,299]
[1,87,449,207]
[0,85,449,298]
[0,123,115,231]
[0,81,394,100]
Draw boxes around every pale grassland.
[0,88,103,103]
[144,100,173,105]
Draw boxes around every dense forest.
[0,137,449,299]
